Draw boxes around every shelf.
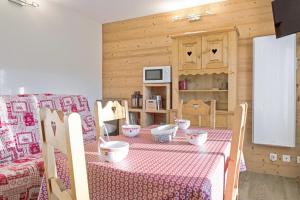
[143,83,171,87]
[128,108,143,113]
[145,109,168,114]
[178,68,228,76]
[179,89,228,92]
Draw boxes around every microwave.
[143,66,171,83]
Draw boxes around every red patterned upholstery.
[0,94,96,200]
[0,95,41,164]
[0,154,44,200]
[34,94,96,141]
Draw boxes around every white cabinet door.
[253,34,296,147]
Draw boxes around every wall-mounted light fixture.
[172,11,214,22]
[8,0,39,8]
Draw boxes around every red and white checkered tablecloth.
[38,127,246,200]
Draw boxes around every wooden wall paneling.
[171,39,179,109]
[102,0,300,178]
[228,30,238,112]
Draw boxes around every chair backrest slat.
[95,100,129,139]
[224,103,248,200]
[41,110,68,154]
[40,108,90,200]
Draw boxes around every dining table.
[38,126,246,200]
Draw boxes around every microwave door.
[145,69,163,82]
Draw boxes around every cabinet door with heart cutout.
[178,36,201,71]
[202,33,228,69]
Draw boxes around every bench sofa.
[0,94,96,200]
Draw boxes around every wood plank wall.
[102,0,300,178]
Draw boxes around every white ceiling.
[48,0,224,23]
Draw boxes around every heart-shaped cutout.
[111,106,116,113]
[51,121,56,136]
[187,51,192,56]
[212,49,217,54]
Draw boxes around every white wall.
[0,0,102,105]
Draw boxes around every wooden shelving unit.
[142,84,171,127]
[128,108,143,125]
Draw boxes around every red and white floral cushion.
[0,153,44,200]
[0,95,41,164]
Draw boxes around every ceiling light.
[172,11,214,22]
[8,0,39,8]
[187,14,201,22]
[172,16,182,21]
[160,0,226,11]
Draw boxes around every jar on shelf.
[179,80,188,90]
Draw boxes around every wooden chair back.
[94,100,129,139]
[224,103,248,200]
[179,99,216,128]
[40,108,90,200]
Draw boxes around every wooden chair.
[224,103,248,200]
[94,100,129,140]
[40,108,90,200]
[179,99,216,128]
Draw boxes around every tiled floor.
[239,172,300,200]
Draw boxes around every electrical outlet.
[282,155,291,162]
[297,156,300,164]
[269,153,277,161]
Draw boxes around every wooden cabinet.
[202,33,228,69]
[178,36,201,71]
[171,27,238,129]
[173,29,233,75]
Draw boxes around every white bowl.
[122,125,141,137]
[175,119,191,130]
[99,141,129,162]
[186,130,208,146]
[151,124,178,142]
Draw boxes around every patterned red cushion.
[0,153,44,200]
[0,95,41,163]
[0,94,96,164]
[0,94,96,200]
[34,94,96,141]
